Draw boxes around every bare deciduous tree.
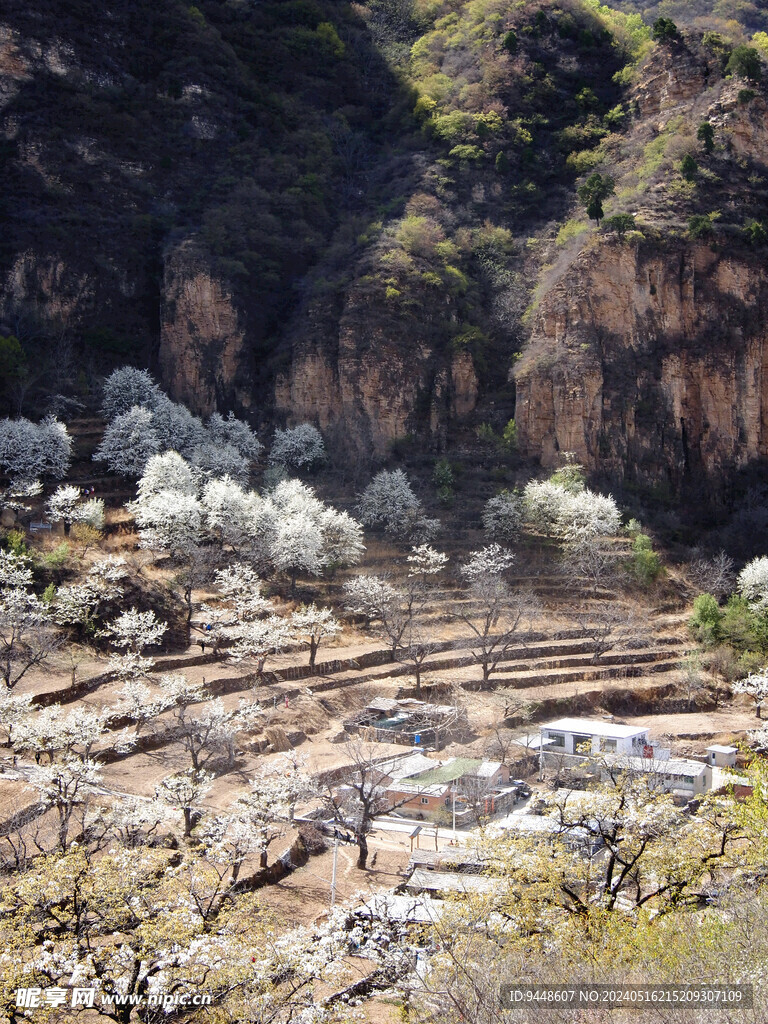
[320,739,392,870]
[562,536,624,595]
[572,605,650,664]
[688,549,736,600]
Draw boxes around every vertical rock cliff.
[515,239,768,489]
[275,287,480,457]
[159,238,250,416]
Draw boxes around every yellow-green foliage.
[753,31,768,58]
[556,217,590,245]
[443,265,469,292]
[581,0,652,63]
[637,116,685,181]
[667,178,697,201]
[395,215,446,257]
[315,21,345,58]
[566,147,603,172]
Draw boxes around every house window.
[600,738,617,753]
[573,734,592,754]
[683,776,694,785]
[548,733,565,747]
[420,797,429,805]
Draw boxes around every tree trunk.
[260,849,268,868]
[58,808,69,851]
[183,808,192,837]
[356,833,369,870]
[309,639,318,669]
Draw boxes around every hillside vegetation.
[2,0,768,507]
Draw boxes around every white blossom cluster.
[95,367,262,479]
[0,415,72,482]
[130,462,364,583]
[0,549,60,690]
[357,469,439,543]
[47,484,105,532]
[738,555,768,609]
[269,423,325,470]
[481,488,524,541]
[523,479,621,540]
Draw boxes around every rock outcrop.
[159,238,250,417]
[515,239,768,489]
[275,288,479,457]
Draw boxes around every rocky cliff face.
[515,41,768,492]
[515,240,768,488]
[275,289,479,457]
[159,239,250,416]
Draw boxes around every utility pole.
[452,785,456,838]
[330,829,339,910]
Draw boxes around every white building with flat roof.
[540,718,651,758]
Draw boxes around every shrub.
[602,213,635,236]
[744,219,768,245]
[548,460,585,493]
[720,594,768,653]
[702,32,731,66]
[726,45,762,82]
[697,122,715,154]
[316,22,345,58]
[688,213,715,239]
[4,530,28,557]
[631,534,661,585]
[432,458,454,491]
[652,18,679,43]
[603,104,625,128]
[577,172,615,224]
[502,29,517,53]
[689,593,722,646]
[502,419,517,451]
[42,543,71,570]
[476,423,499,447]
[680,154,698,181]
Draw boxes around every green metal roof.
[408,758,483,786]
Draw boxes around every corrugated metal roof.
[607,755,708,776]
[355,893,444,923]
[377,751,437,781]
[367,697,400,713]
[406,868,497,894]
[409,757,484,785]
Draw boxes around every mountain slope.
[2,0,768,500]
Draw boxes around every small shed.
[706,744,738,768]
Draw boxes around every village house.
[385,756,515,821]
[601,754,714,797]
[539,717,654,763]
